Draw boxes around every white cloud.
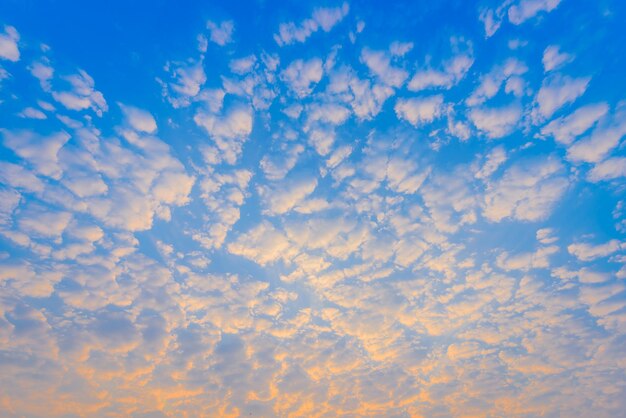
[258,177,318,215]
[227,221,298,265]
[52,70,108,116]
[534,74,590,119]
[0,187,20,225]
[281,58,323,97]
[568,240,623,261]
[389,41,414,57]
[193,169,252,249]
[151,171,195,206]
[194,106,254,164]
[420,170,478,233]
[2,129,70,179]
[159,59,207,108]
[542,45,574,72]
[588,157,626,182]
[0,162,45,193]
[61,172,108,198]
[260,143,305,181]
[326,67,395,120]
[18,205,72,238]
[537,228,558,244]
[466,58,527,106]
[18,107,47,119]
[408,53,473,92]
[229,55,256,75]
[540,103,608,145]
[469,104,521,138]
[479,8,503,38]
[274,3,349,46]
[0,25,19,62]
[475,146,507,179]
[29,60,54,91]
[484,158,568,222]
[394,95,444,126]
[508,0,562,25]
[306,103,351,126]
[313,2,350,31]
[497,245,559,271]
[566,106,626,163]
[206,20,234,46]
[119,104,157,133]
[361,48,408,88]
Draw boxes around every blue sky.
[1,0,626,416]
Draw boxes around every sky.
[0,0,626,416]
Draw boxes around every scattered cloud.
[274,3,349,46]
[1,3,625,417]
[394,95,444,126]
[206,20,234,46]
[0,25,20,62]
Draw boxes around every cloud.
[326,67,395,119]
[479,7,505,38]
[484,157,568,222]
[568,239,623,261]
[588,157,626,182]
[119,104,157,133]
[361,48,408,88]
[536,227,558,244]
[508,0,562,25]
[542,45,574,72]
[206,20,234,46]
[260,143,305,181]
[469,103,522,138]
[228,221,298,265]
[540,102,608,145]
[447,341,485,361]
[61,171,108,198]
[420,169,478,233]
[258,177,319,215]
[534,74,590,119]
[408,53,473,91]
[274,3,349,46]
[29,60,54,90]
[51,69,108,116]
[1,129,70,179]
[193,169,252,249]
[566,105,626,163]
[17,107,47,119]
[194,106,254,164]
[280,58,323,97]
[306,102,351,127]
[17,204,72,238]
[475,146,507,179]
[389,41,414,57]
[0,187,20,225]
[3,6,626,418]
[497,245,559,271]
[0,162,45,192]
[0,25,20,62]
[466,58,527,106]
[313,3,350,31]
[394,95,444,126]
[158,59,208,108]
[229,55,256,75]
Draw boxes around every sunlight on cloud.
[1,1,626,417]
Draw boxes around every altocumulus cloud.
[1,1,626,417]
